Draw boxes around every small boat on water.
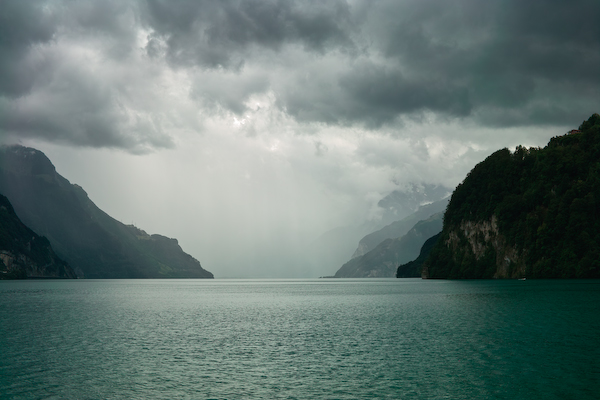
[518,278,526,281]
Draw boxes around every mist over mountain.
[377,184,451,223]
[308,185,450,276]
[351,198,449,259]
[307,224,374,278]
[0,0,598,280]
[0,145,213,279]
[334,212,443,278]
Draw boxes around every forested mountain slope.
[396,233,441,278]
[424,114,600,279]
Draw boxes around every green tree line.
[426,113,600,278]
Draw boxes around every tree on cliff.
[424,113,600,279]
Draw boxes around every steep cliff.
[0,145,213,279]
[0,194,76,279]
[308,184,450,275]
[334,212,443,278]
[351,198,449,259]
[396,233,441,278]
[424,113,600,279]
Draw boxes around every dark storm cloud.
[1,0,599,152]
[358,0,600,127]
[60,1,142,60]
[0,1,139,98]
[0,1,56,97]
[0,0,173,152]
[141,0,356,69]
[204,0,597,130]
[278,62,471,128]
[0,59,173,152]
[274,0,600,129]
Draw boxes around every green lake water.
[1,279,599,399]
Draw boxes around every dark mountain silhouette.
[424,113,600,279]
[396,233,441,278]
[0,145,213,279]
[0,194,76,279]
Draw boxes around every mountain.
[0,145,213,279]
[395,233,440,278]
[308,183,450,276]
[0,194,76,279]
[306,224,375,277]
[351,198,449,259]
[376,183,450,223]
[334,212,443,278]
[423,113,600,279]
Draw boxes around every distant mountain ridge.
[334,212,443,278]
[351,198,449,259]
[376,183,450,223]
[0,194,76,279]
[308,184,450,276]
[0,145,213,279]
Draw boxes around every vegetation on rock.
[424,113,600,279]
[396,233,440,278]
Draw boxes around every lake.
[1,279,599,399]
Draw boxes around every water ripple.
[1,279,599,399]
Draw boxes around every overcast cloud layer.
[1,0,599,277]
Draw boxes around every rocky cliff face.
[424,114,600,279]
[0,194,76,279]
[433,215,526,279]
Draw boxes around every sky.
[1,0,599,278]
